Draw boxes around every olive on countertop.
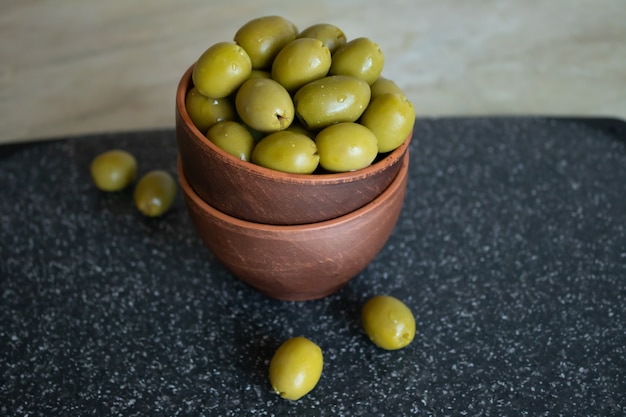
[133,170,177,217]
[362,295,416,350]
[269,336,324,401]
[90,149,138,192]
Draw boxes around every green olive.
[90,149,137,192]
[244,123,267,142]
[315,122,378,172]
[206,121,255,161]
[248,69,272,80]
[252,131,319,174]
[234,15,298,69]
[370,76,407,100]
[361,295,415,350]
[286,120,316,139]
[133,170,177,217]
[360,93,415,153]
[271,38,331,93]
[297,23,347,53]
[329,37,384,85]
[293,75,371,130]
[185,87,237,133]
[235,78,294,132]
[192,42,252,99]
[269,336,323,401]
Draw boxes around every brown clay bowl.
[178,151,409,301]
[175,64,412,225]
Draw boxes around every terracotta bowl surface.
[176,64,412,225]
[178,151,409,301]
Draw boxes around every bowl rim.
[178,150,409,232]
[176,64,412,185]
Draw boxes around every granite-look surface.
[1,0,626,143]
[1,118,625,416]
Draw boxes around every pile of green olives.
[185,15,415,174]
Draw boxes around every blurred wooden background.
[1,0,625,143]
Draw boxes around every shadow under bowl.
[178,151,409,301]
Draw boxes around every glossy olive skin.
[271,38,331,93]
[192,42,252,99]
[269,336,323,401]
[286,121,316,139]
[248,69,272,80]
[361,295,416,350]
[360,92,415,153]
[297,23,347,53]
[206,121,255,161]
[315,122,378,172]
[294,75,371,130]
[252,131,319,174]
[329,37,384,85]
[370,76,406,100]
[235,78,294,132]
[133,170,177,217]
[234,15,298,69]
[244,123,266,143]
[90,149,137,191]
[185,87,237,133]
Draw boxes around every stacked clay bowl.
[175,16,415,300]
[178,153,409,301]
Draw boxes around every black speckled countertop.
[1,117,625,416]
